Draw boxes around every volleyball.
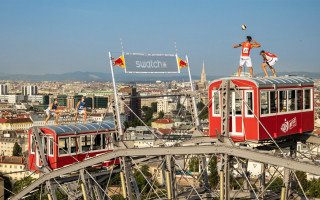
[241,25,247,30]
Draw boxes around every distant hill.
[0,71,221,82]
[0,71,319,82]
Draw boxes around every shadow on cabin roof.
[210,76,314,88]
[38,121,115,135]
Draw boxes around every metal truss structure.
[7,80,320,200]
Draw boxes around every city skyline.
[0,1,319,77]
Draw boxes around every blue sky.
[0,0,319,76]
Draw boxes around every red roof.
[314,129,320,134]
[0,118,32,123]
[157,128,174,135]
[154,118,174,124]
[17,114,31,118]
[0,118,8,123]
[0,156,25,165]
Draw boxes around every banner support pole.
[109,51,123,136]
[186,55,200,129]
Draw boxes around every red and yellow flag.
[113,56,125,68]
[178,57,188,68]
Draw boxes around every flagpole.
[186,55,200,129]
[109,51,123,136]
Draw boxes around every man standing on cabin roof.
[233,36,261,77]
[44,98,60,126]
[260,50,278,77]
[75,96,88,124]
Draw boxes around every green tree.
[177,103,185,110]
[157,111,164,119]
[12,177,47,199]
[208,157,219,189]
[295,171,309,194]
[0,173,12,199]
[108,173,121,186]
[269,177,283,191]
[307,178,320,198]
[197,101,208,120]
[189,157,199,172]
[12,142,22,156]
[133,165,153,194]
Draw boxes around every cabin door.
[230,91,243,136]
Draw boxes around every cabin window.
[59,137,69,155]
[279,91,287,112]
[270,91,277,113]
[297,90,302,110]
[81,135,91,152]
[304,89,311,110]
[245,91,253,116]
[92,134,102,150]
[235,92,242,115]
[70,137,77,154]
[212,91,220,115]
[102,133,108,149]
[288,90,296,111]
[49,137,54,156]
[109,133,114,150]
[31,136,35,154]
[260,91,269,114]
[42,137,47,154]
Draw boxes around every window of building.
[70,137,77,154]
[297,90,302,110]
[288,90,296,111]
[279,90,287,112]
[270,91,277,113]
[92,134,102,150]
[304,89,311,110]
[49,137,54,157]
[81,135,91,152]
[59,137,69,156]
[260,91,269,115]
[212,91,220,115]
[245,91,253,116]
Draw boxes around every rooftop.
[154,118,174,124]
[39,121,116,135]
[0,156,25,165]
[211,76,314,88]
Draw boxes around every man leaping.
[233,36,261,77]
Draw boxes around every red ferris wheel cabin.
[29,122,116,171]
[209,76,314,142]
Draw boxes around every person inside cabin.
[75,96,88,124]
[44,98,60,126]
[233,36,261,78]
[260,50,278,77]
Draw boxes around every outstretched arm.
[233,43,242,48]
[251,40,261,48]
